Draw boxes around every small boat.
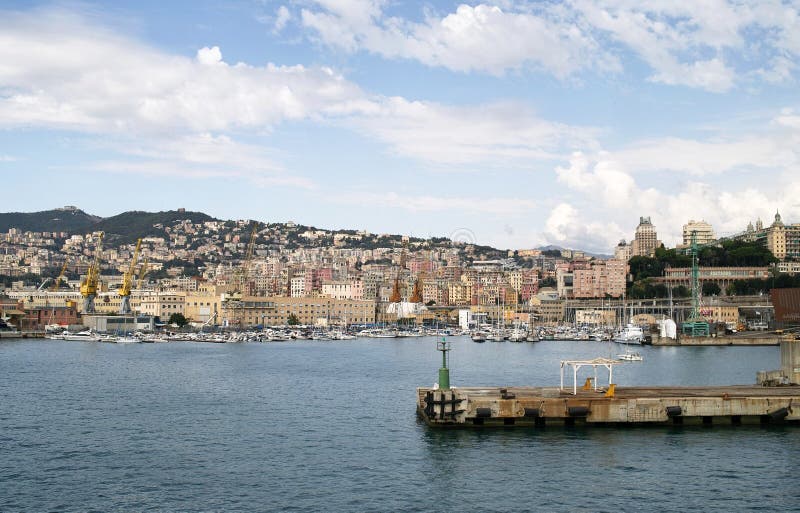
[396,330,423,338]
[617,350,643,361]
[471,331,487,343]
[487,330,506,342]
[507,324,527,342]
[61,330,101,341]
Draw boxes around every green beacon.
[437,337,450,390]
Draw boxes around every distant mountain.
[0,207,101,233]
[92,210,218,244]
[0,207,608,259]
[0,207,218,245]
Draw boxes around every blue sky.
[1,1,799,252]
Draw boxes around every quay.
[650,332,780,346]
[418,336,800,428]
[0,331,44,339]
[416,384,800,427]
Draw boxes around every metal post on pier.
[437,337,450,390]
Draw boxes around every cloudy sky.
[2,1,799,252]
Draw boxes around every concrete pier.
[0,331,45,339]
[417,385,800,427]
[650,333,780,346]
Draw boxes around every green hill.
[0,207,101,233]
[91,210,217,244]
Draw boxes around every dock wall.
[651,334,779,346]
[417,386,800,428]
[0,331,44,339]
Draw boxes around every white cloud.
[0,7,601,174]
[274,5,291,33]
[334,191,535,216]
[196,46,223,66]
[301,2,619,77]
[556,152,637,207]
[0,9,367,134]
[540,202,627,252]
[91,133,315,189]
[552,148,800,250]
[345,97,599,165]
[300,0,800,91]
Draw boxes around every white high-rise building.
[682,220,714,247]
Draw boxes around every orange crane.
[118,238,142,315]
[79,232,104,313]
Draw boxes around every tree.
[539,277,556,288]
[287,313,300,326]
[168,313,188,327]
[702,282,721,296]
[628,256,664,282]
[674,285,690,298]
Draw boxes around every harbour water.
[2,337,800,512]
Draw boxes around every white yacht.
[613,324,644,345]
[61,330,102,342]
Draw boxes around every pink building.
[572,259,627,298]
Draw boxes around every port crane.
[118,238,142,315]
[390,242,409,303]
[50,259,70,291]
[224,223,259,325]
[80,232,104,314]
[136,258,149,290]
[681,230,711,336]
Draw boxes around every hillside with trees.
[0,208,101,233]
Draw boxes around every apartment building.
[220,296,375,327]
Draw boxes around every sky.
[1,0,799,253]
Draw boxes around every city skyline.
[2,1,799,252]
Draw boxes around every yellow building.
[221,296,376,327]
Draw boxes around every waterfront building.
[575,309,616,325]
[184,287,225,325]
[659,267,771,291]
[139,291,186,320]
[530,297,565,324]
[220,296,375,327]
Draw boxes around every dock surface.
[417,385,800,427]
